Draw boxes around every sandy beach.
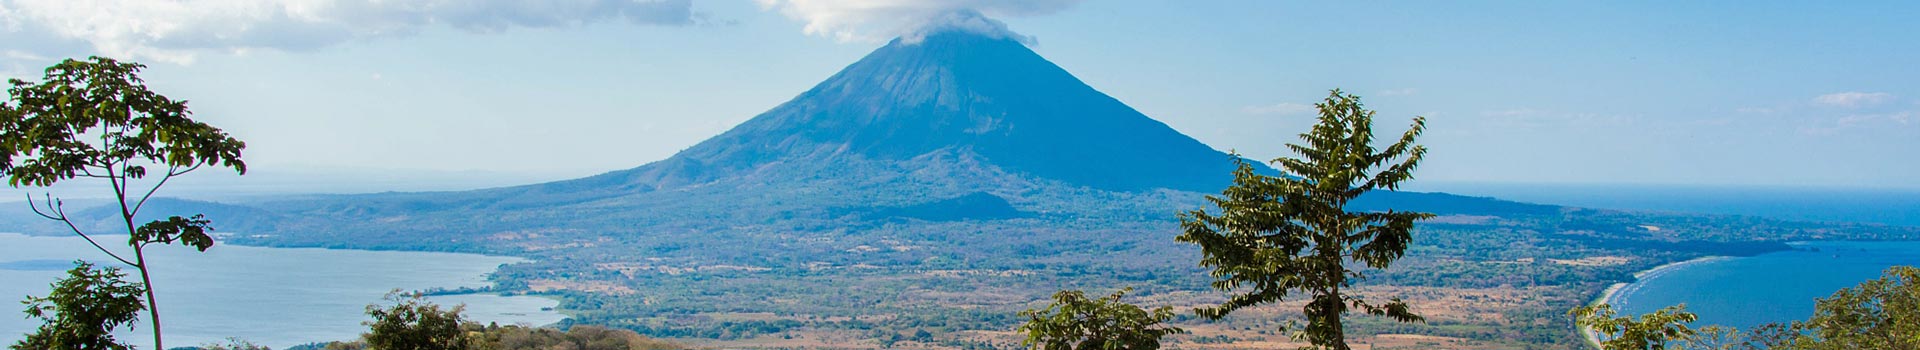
[1581,256,1732,348]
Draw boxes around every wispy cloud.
[2,49,45,61]
[1479,108,1633,128]
[1378,88,1419,97]
[1241,102,1315,115]
[1802,111,1917,135]
[756,0,1081,44]
[0,0,701,64]
[1812,92,1895,108]
[1482,108,1541,118]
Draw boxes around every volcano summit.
[614,31,1244,193]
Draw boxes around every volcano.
[550,31,1242,195]
[114,29,1551,252]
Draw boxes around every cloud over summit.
[0,0,699,64]
[757,0,1081,45]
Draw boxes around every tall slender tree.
[1,56,247,350]
[1176,89,1429,350]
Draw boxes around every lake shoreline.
[0,232,566,349]
[1582,255,1731,349]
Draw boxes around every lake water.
[0,233,566,349]
[1610,241,1920,330]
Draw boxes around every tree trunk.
[116,173,165,350]
[1329,284,1349,350]
[134,244,163,350]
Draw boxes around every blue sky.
[2,0,1916,193]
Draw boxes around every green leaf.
[132,214,216,251]
[1175,89,1430,350]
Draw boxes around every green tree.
[1174,90,1429,350]
[0,56,247,350]
[1739,323,1803,350]
[1017,288,1184,350]
[11,261,147,350]
[1570,304,1698,350]
[1683,325,1752,350]
[364,291,469,350]
[1791,265,1919,349]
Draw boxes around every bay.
[1610,241,1920,330]
[0,232,565,349]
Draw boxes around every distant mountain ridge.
[6,29,1560,253]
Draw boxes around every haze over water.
[0,233,564,349]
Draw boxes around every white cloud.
[1378,88,1418,97]
[0,0,698,64]
[1843,111,1915,127]
[756,0,1081,44]
[1799,111,1917,136]
[2,49,45,61]
[1242,102,1315,115]
[1812,91,1894,108]
[1481,108,1540,118]
[1479,108,1633,128]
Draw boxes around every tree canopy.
[1,56,247,350]
[363,291,470,350]
[1571,304,1698,350]
[1017,288,1184,350]
[1791,265,1919,349]
[1175,89,1429,350]
[0,56,245,187]
[11,261,146,350]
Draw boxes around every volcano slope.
[26,31,1920,349]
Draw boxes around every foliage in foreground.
[363,292,470,350]
[1016,288,1184,350]
[10,261,147,350]
[1579,265,1920,350]
[1175,89,1430,350]
[326,325,684,350]
[312,291,683,350]
[1570,304,1697,350]
[2,55,248,350]
[1785,265,1919,349]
